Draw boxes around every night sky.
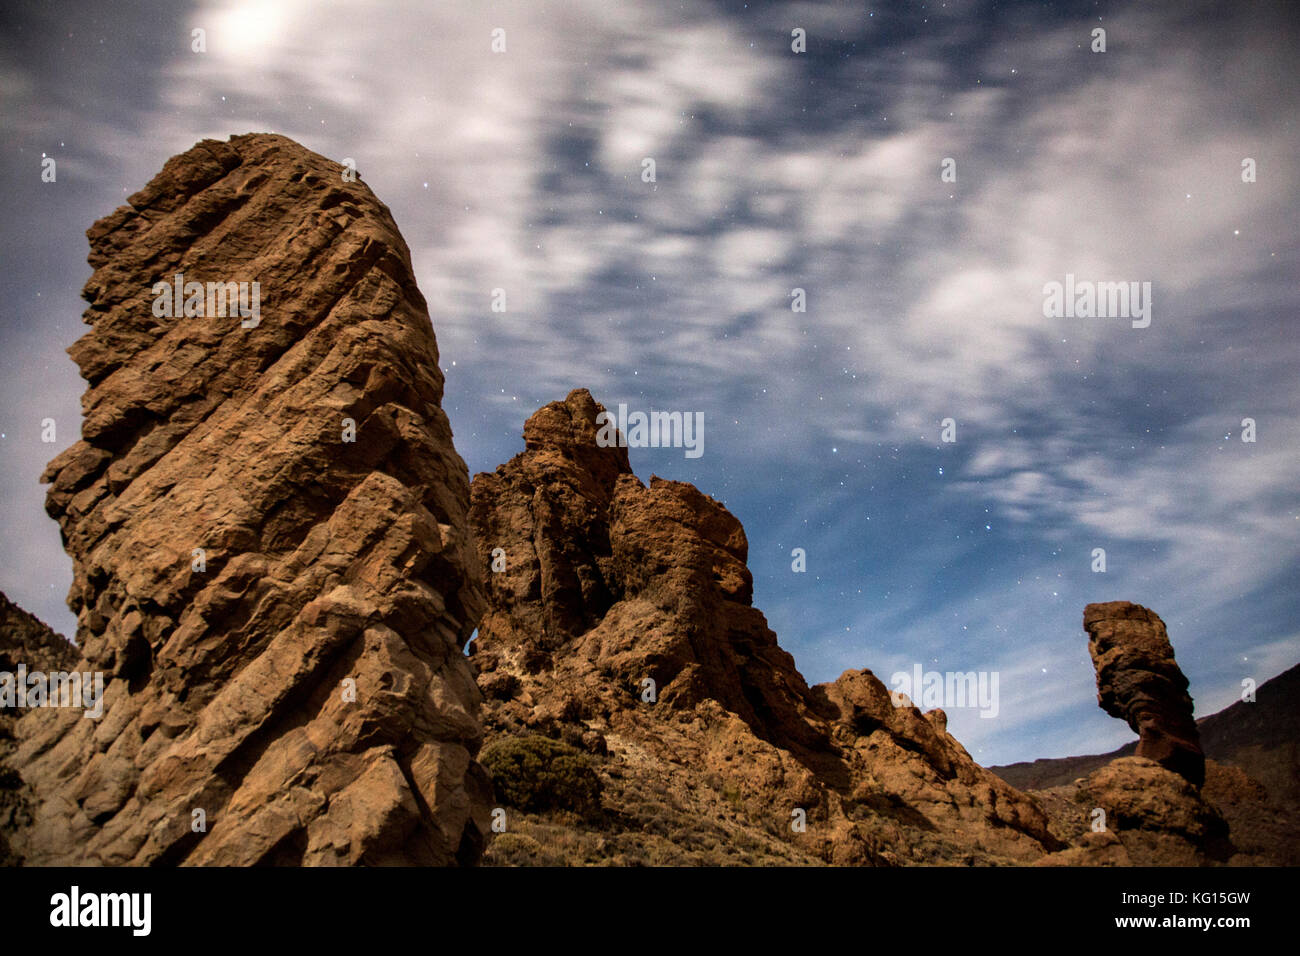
[1,0,1297,765]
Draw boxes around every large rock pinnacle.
[470,388,824,753]
[1084,601,1205,787]
[11,134,488,865]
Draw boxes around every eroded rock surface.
[8,134,488,865]
[1084,601,1205,786]
[468,389,1060,865]
[0,592,77,678]
[1034,602,1230,865]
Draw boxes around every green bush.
[480,735,603,815]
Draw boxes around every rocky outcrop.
[7,134,488,865]
[469,389,827,758]
[1084,601,1205,786]
[992,662,1299,864]
[1031,601,1230,865]
[0,592,78,676]
[1033,756,1231,866]
[811,669,1059,862]
[0,593,78,865]
[468,389,1060,865]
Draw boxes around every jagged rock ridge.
[8,134,489,865]
[0,592,78,866]
[468,389,1062,865]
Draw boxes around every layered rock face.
[468,389,1060,865]
[9,134,488,865]
[470,389,826,758]
[1084,601,1205,786]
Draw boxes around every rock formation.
[1027,601,1231,865]
[993,662,1299,864]
[0,592,78,865]
[1032,755,1231,867]
[7,134,489,865]
[468,389,1061,865]
[0,592,78,678]
[1084,601,1205,786]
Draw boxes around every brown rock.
[0,593,79,866]
[469,390,1060,865]
[469,390,824,753]
[6,134,488,865]
[1031,603,1231,865]
[1084,601,1205,786]
[1070,756,1230,865]
[991,663,1300,864]
[0,593,78,677]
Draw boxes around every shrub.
[480,735,603,815]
